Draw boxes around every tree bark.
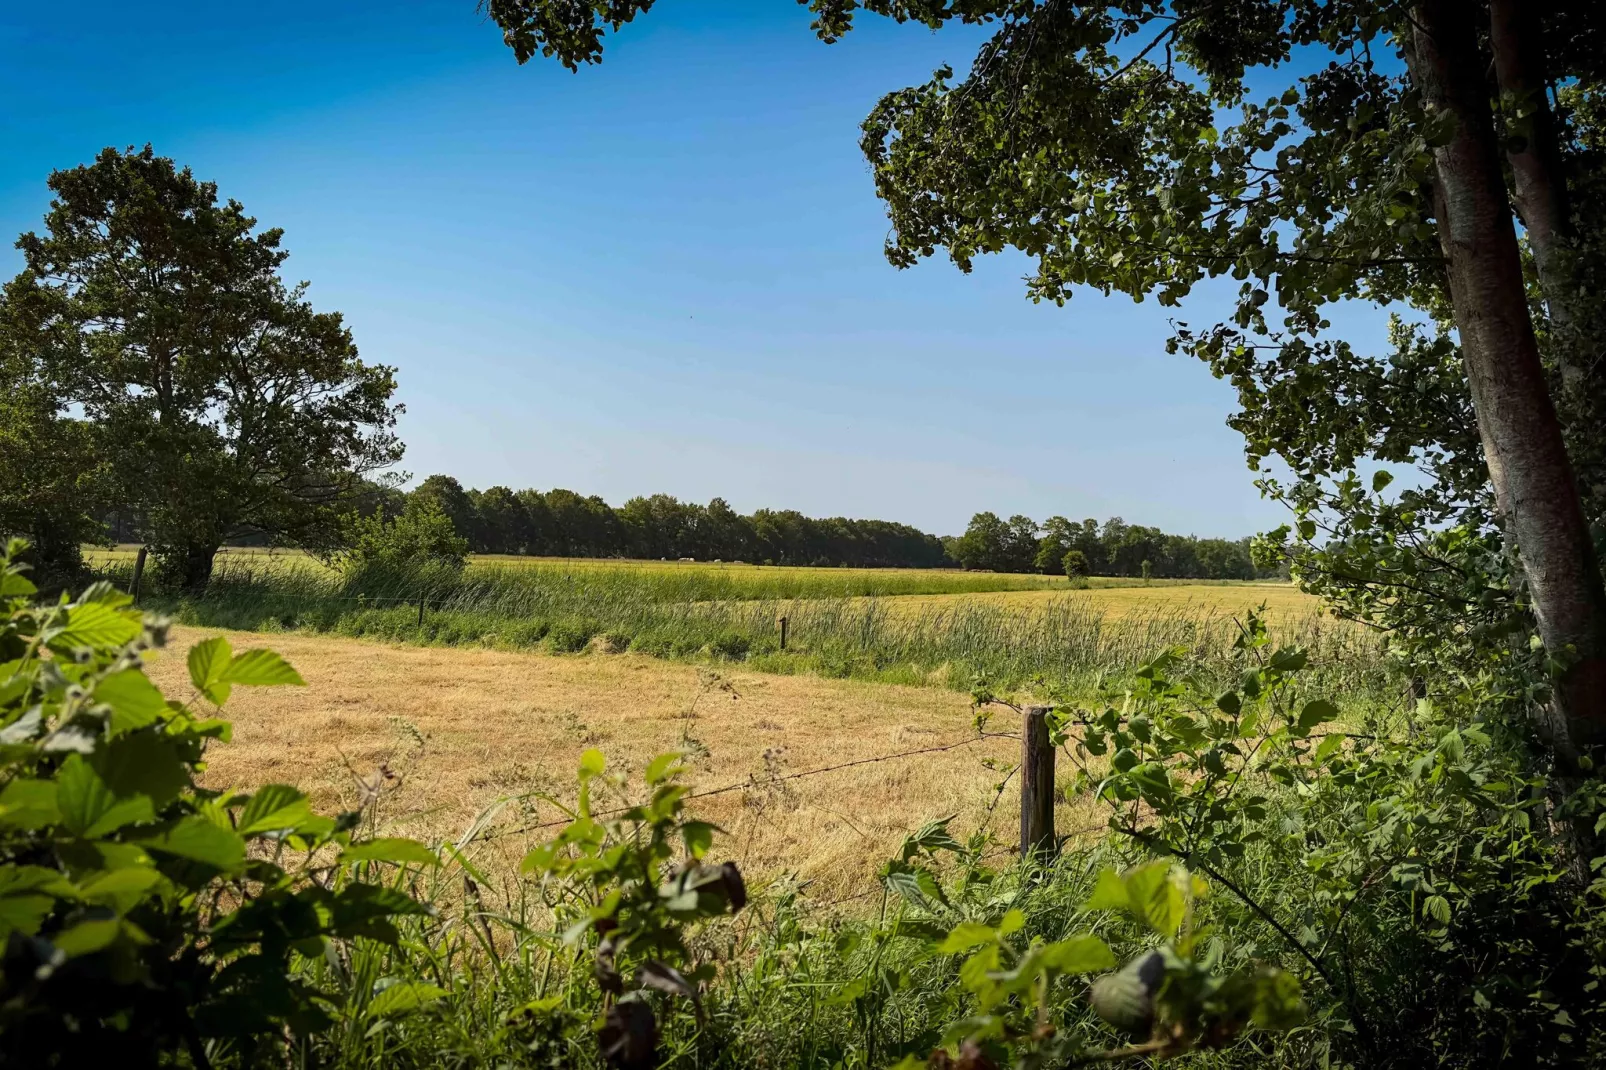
[1487,0,1601,396]
[1409,0,1606,767]
[178,543,219,592]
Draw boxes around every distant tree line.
[947,512,1280,580]
[240,475,1278,579]
[385,475,953,569]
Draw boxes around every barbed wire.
[478,732,1020,842]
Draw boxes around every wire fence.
[483,732,1020,842]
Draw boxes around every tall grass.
[111,557,1391,698]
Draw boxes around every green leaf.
[57,754,155,838]
[1372,470,1394,493]
[0,572,37,597]
[937,921,997,954]
[881,860,947,908]
[339,838,440,867]
[1040,933,1116,974]
[55,602,140,650]
[92,731,190,808]
[997,908,1025,936]
[0,894,55,938]
[136,816,245,870]
[1297,699,1339,732]
[187,637,233,705]
[0,865,78,899]
[644,752,685,785]
[578,749,605,778]
[1424,895,1452,925]
[51,917,123,958]
[1083,868,1130,912]
[77,865,162,905]
[93,669,169,735]
[1269,648,1308,673]
[1122,861,1185,937]
[365,980,449,1019]
[0,779,60,829]
[681,820,715,860]
[237,784,313,835]
[220,648,304,687]
[1314,734,1344,764]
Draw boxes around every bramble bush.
[0,538,438,1066]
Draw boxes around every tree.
[412,475,478,547]
[1033,515,1075,574]
[1062,548,1089,580]
[472,485,531,554]
[340,495,469,571]
[482,0,1606,762]
[0,378,105,579]
[0,147,402,589]
[953,511,1009,571]
[1002,514,1041,573]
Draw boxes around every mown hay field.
[150,626,1096,904]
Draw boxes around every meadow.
[96,550,1372,700]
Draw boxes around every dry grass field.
[151,625,1102,903]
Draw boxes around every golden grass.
[868,582,1320,623]
[152,626,1101,902]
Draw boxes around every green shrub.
[506,618,552,646]
[708,630,751,659]
[545,619,598,653]
[337,497,469,573]
[630,629,675,657]
[0,539,435,1065]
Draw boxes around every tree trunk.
[1487,0,1602,396]
[1409,0,1606,767]
[177,543,219,593]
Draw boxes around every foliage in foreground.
[0,541,436,1065]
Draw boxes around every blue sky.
[0,1,1391,538]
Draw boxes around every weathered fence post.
[779,615,789,651]
[1020,705,1056,860]
[129,546,148,605]
[418,597,426,628]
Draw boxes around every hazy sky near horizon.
[1,1,1394,538]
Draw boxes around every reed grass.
[110,557,1390,699]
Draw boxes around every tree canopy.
[0,147,403,587]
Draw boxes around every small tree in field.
[0,147,402,590]
[1062,548,1089,581]
[338,497,469,572]
[1141,559,1153,584]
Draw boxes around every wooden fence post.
[1020,705,1056,860]
[779,615,789,651]
[418,598,426,628]
[129,546,148,605]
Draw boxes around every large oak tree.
[483,0,1606,769]
[0,147,403,588]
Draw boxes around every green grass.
[102,556,1391,701]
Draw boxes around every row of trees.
[356,476,1269,577]
[400,475,951,568]
[949,512,1276,579]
